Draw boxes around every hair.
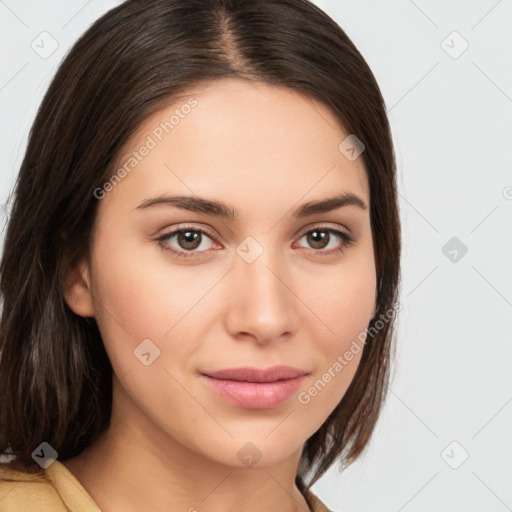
[0,0,401,492]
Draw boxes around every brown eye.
[156,227,217,259]
[295,226,355,256]
[176,230,202,250]
[305,229,331,250]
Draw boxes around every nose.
[224,244,298,345]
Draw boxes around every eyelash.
[155,224,355,260]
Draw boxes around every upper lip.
[202,365,309,383]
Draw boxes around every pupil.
[308,229,328,249]
[179,230,200,249]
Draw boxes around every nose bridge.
[226,236,296,342]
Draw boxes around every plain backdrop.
[1,1,511,511]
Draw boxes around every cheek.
[87,230,167,369]
[295,252,376,404]
[88,232,225,375]
[301,252,376,348]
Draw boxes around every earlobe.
[62,258,95,317]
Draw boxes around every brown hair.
[0,0,401,491]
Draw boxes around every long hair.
[0,0,401,491]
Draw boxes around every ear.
[62,257,95,317]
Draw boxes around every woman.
[0,1,401,510]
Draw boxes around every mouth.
[200,365,310,409]
[202,365,309,382]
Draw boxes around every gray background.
[1,1,511,511]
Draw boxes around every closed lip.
[201,365,309,383]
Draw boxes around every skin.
[62,78,377,512]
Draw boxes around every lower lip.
[200,374,307,409]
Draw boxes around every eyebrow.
[135,192,367,219]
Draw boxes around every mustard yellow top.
[0,460,333,512]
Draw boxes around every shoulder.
[0,460,102,511]
[0,463,66,511]
[303,487,335,512]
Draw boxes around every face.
[69,78,377,469]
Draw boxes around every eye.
[155,224,355,260]
[294,226,355,256]
[155,226,218,259]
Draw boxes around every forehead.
[104,78,369,216]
